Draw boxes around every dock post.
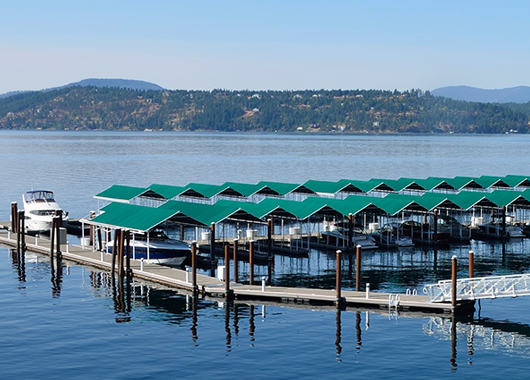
[125,230,132,280]
[336,250,342,306]
[249,240,255,285]
[111,229,119,276]
[355,245,362,292]
[348,213,354,250]
[16,210,22,252]
[20,211,26,251]
[192,241,198,294]
[224,244,230,298]
[233,239,239,284]
[117,229,125,279]
[267,218,273,260]
[11,202,18,234]
[433,209,438,243]
[50,217,56,258]
[469,250,474,278]
[501,205,506,236]
[180,224,185,241]
[451,255,457,311]
[55,216,62,260]
[210,222,216,268]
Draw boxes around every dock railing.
[423,273,530,302]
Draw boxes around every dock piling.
[469,250,474,278]
[336,250,343,306]
[11,202,18,234]
[451,255,457,310]
[233,239,239,284]
[249,240,254,285]
[355,245,361,291]
[192,241,197,294]
[210,222,216,268]
[224,244,230,297]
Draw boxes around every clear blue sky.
[1,0,529,93]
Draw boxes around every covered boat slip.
[86,175,530,254]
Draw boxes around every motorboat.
[21,190,69,233]
[472,222,525,239]
[106,230,191,265]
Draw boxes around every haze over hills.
[432,85,530,104]
[0,78,164,99]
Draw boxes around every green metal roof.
[94,185,164,202]
[87,202,179,232]
[179,183,243,198]
[257,181,315,195]
[370,178,425,191]
[503,175,530,188]
[476,176,510,189]
[447,177,484,190]
[159,200,264,226]
[401,177,457,191]
[222,182,282,197]
[303,180,362,195]
[485,190,530,207]
[148,184,186,199]
[447,191,498,210]
[369,194,428,215]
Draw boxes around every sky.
[1,0,529,94]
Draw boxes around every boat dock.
[0,226,472,315]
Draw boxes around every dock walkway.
[0,228,464,314]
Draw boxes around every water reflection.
[9,248,26,283]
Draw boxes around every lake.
[2,130,530,379]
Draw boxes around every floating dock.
[0,227,472,315]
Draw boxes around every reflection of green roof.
[94,185,164,202]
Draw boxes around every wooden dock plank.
[0,229,457,314]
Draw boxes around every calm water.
[2,131,530,379]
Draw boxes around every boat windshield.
[24,191,55,203]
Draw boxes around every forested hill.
[0,86,529,133]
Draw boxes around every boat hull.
[106,239,191,265]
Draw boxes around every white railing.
[423,273,530,302]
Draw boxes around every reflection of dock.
[0,228,470,314]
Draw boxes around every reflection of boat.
[107,230,191,265]
[372,224,414,248]
[22,190,69,232]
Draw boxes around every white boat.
[22,190,69,232]
[321,220,378,250]
[106,230,191,265]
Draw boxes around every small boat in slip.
[106,230,191,266]
[320,220,378,250]
[22,190,69,232]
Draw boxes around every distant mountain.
[0,90,26,99]
[432,85,530,103]
[0,78,164,99]
[63,78,164,91]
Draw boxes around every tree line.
[0,86,529,133]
